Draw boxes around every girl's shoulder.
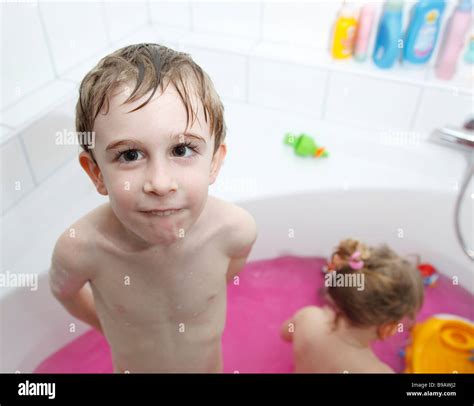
[294,305,334,324]
[293,306,334,348]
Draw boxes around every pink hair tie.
[349,251,364,270]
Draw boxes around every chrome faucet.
[436,120,474,149]
[432,118,473,261]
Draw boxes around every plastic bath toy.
[417,263,439,287]
[284,132,329,158]
[404,315,474,373]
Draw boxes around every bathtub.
[1,184,472,373]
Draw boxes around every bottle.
[372,0,404,69]
[354,4,376,62]
[464,35,474,64]
[435,0,472,79]
[403,0,446,64]
[331,3,358,59]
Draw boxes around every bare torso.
[292,306,394,373]
[81,197,231,372]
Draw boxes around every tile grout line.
[36,2,59,79]
[320,70,333,121]
[409,86,425,131]
[100,0,112,46]
[146,0,153,26]
[17,133,38,188]
[189,0,194,32]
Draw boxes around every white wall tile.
[0,126,13,143]
[1,138,36,213]
[60,50,113,85]
[0,80,76,132]
[251,41,334,68]
[414,87,474,136]
[149,0,191,28]
[192,1,260,39]
[324,71,421,130]
[1,3,55,109]
[63,25,185,85]
[185,46,248,102]
[152,25,191,49]
[103,1,149,43]
[0,157,101,277]
[39,1,109,75]
[262,1,342,50]
[111,26,158,50]
[179,31,257,55]
[20,96,78,184]
[248,57,329,117]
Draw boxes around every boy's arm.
[49,234,102,333]
[226,208,257,284]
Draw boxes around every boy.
[49,43,257,373]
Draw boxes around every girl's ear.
[209,143,227,185]
[79,151,108,195]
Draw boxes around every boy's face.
[80,82,226,248]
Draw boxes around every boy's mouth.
[140,209,182,217]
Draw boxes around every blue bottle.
[403,0,446,63]
[373,0,404,69]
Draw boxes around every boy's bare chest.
[90,240,230,327]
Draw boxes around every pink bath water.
[34,256,473,373]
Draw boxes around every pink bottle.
[435,0,473,80]
[354,4,376,62]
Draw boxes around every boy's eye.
[117,149,143,163]
[172,142,197,158]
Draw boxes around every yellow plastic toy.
[405,315,474,373]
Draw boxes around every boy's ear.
[209,143,227,185]
[79,151,108,196]
[377,322,398,340]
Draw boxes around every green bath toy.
[284,132,329,158]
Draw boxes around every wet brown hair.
[325,239,424,328]
[75,43,226,162]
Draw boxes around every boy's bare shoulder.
[205,196,257,257]
[51,203,107,273]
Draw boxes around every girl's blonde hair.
[326,239,424,328]
[76,43,226,161]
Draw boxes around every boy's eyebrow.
[173,132,207,143]
[105,139,146,151]
[105,133,207,151]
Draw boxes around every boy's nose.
[143,164,178,196]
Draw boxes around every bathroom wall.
[1,1,472,214]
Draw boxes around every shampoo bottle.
[464,35,474,64]
[403,0,446,64]
[435,0,472,79]
[373,0,404,69]
[354,4,376,62]
[331,3,358,59]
